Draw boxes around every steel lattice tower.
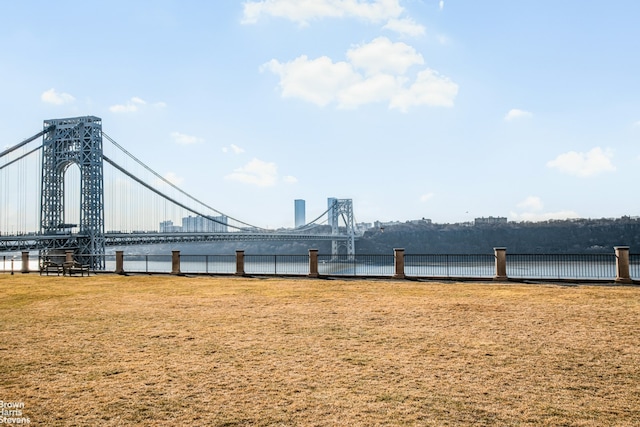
[329,198,355,258]
[40,116,105,269]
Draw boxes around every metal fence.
[244,255,309,275]
[630,253,640,280]
[405,254,495,278]
[2,251,639,282]
[506,253,616,280]
[317,254,395,276]
[180,255,236,274]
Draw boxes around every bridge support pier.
[614,246,632,284]
[494,247,507,280]
[21,251,30,273]
[309,249,319,278]
[235,250,245,276]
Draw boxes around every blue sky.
[1,0,639,228]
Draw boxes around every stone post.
[394,248,405,279]
[21,251,30,273]
[171,250,181,275]
[115,250,125,274]
[236,250,245,276]
[494,247,507,280]
[614,246,632,284]
[65,250,74,263]
[309,249,319,278]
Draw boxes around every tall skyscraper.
[294,199,306,228]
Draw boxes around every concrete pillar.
[614,246,632,284]
[65,250,74,263]
[235,250,245,276]
[171,250,181,275]
[394,248,405,279]
[309,249,319,278]
[21,251,30,273]
[115,251,125,274]
[494,247,507,280]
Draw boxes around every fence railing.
[317,254,395,276]
[506,253,616,280]
[630,253,640,280]
[405,254,495,278]
[2,247,638,283]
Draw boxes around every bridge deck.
[0,232,356,252]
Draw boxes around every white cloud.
[547,147,616,177]
[41,88,75,105]
[171,132,203,145]
[383,18,425,37]
[262,55,360,107]
[517,196,543,212]
[263,38,458,111]
[512,196,581,222]
[163,172,184,186]
[504,108,533,121]
[283,175,298,184]
[224,158,279,187]
[439,1,444,11]
[242,0,404,25]
[338,74,400,108]
[109,97,166,113]
[222,144,246,154]
[242,0,424,36]
[633,120,640,128]
[389,69,458,111]
[420,192,435,202]
[436,34,450,45]
[347,37,423,75]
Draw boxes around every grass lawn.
[1,274,639,426]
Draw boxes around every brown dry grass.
[0,274,639,426]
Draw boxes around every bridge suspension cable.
[102,132,269,232]
[1,118,358,262]
[0,129,45,235]
[0,127,52,159]
[103,154,247,231]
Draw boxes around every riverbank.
[1,275,639,425]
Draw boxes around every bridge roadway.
[0,231,354,252]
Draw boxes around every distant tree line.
[113,217,640,255]
[357,217,640,254]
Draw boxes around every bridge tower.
[329,198,356,258]
[40,116,105,269]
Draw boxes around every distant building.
[182,215,228,232]
[474,216,508,226]
[408,218,432,225]
[374,220,402,230]
[159,215,228,233]
[294,199,306,228]
[159,220,181,233]
[356,222,373,230]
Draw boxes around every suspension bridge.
[0,116,359,270]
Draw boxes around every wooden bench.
[63,261,90,277]
[40,261,64,276]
